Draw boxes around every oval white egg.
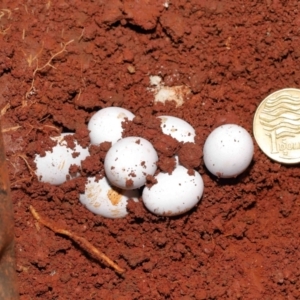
[34,133,90,185]
[104,137,158,190]
[203,124,254,178]
[79,176,139,218]
[88,107,135,145]
[158,115,195,142]
[142,165,204,216]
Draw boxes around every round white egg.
[88,107,135,145]
[34,133,90,185]
[203,124,254,178]
[142,165,204,216]
[158,116,195,142]
[104,137,158,190]
[79,176,139,218]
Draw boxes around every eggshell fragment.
[104,137,158,190]
[142,165,204,216]
[88,107,135,145]
[79,176,139,218]
[203,124,254,178]
[158,115,195,142]
[34,133,90,185]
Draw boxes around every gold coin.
[253,88,300,164]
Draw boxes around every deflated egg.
[88,107,135,145]
[104,137,158,190]
[158,115,195,142]
[34,133,89,185]
[203,124,254,178]
[79,176,139,218]
[142,165,204,216]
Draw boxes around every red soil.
[1,0,300,299]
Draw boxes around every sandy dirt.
[1,0,300,299]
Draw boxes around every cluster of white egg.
[34,107,254,218]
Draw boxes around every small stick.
[29,205,125,274]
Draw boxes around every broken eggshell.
[79,176,139,218]
[142,165,204,216]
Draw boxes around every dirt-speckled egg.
[79,176,139,218]
[88,107,135,145]
[34,133,89,185]
[203,124,254,178]
[104,137,158,190]
[142,165,204,216]
[158,115,195,142]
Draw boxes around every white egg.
[158,115,195,142]
[104,137,158,190]
[203,124,254,178]
[34,133,90,185]
[79,176,139,218]
[142,165,204,216]
[88,107,135,145]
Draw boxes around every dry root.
[0,9,12,35]
[29,205,125,275]
[0,9,12,20]
[0,102,10,116]
[9,154,35,187]
[26,39,74,99]
[1,125,21,133]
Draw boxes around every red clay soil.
[1,0,300,299]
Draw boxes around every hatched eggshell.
[88,107,134,145]
[158,115,195,142]
[79,176,139,218]
[104,137,158,190]
[34,133,89,185]
[142,165,204,216]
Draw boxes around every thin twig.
[29,205,125,274]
